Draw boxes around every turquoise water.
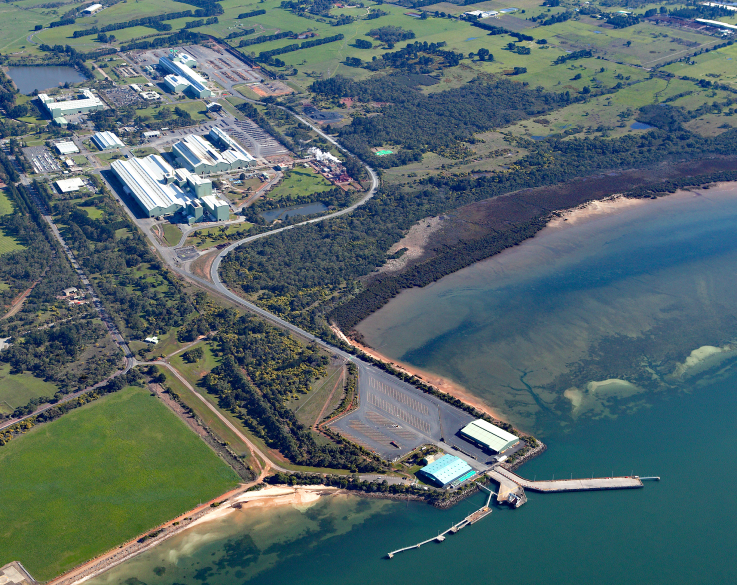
[88,188,737,584]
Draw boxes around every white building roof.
[56,177,85,193]
[174,134,227,169]
[159,57,209,94]
[164,74,190,89]
[92,131,124,149]
[143,130,161,138]
[695,18,737,29]
[461,419,519,453]
[83,3,103,13]
[111,155,191,214]
[209,127,256,162]
[200,194,229,209]
[39,89,103,114]
[55,141,79,155]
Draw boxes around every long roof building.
[459,419,520,453]
[38,89,104,120]
[417,454,474,488]
[111,155,191,217]
[158,56,211,98]
[173,131,255,175]
[92,131,124,150]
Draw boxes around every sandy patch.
[377,216,444,273]
[565,378,645,418]
[189,485,338,529]
[546,195,648,230]
[671,344,735,378]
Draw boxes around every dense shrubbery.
[367,26,415,44]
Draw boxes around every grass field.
[161,223,182,247]
[288,362,345,429]
[0,385,239,580]
[186,222,253,250]
[268,167,333,201]
[0,364,58,415]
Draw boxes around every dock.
[489,467,644,493]
[387,484,495,559]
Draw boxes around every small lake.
[260,202,328,222]
[5,66,88,95]
[630,121,654,130]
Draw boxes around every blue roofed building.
[417,454,474,488]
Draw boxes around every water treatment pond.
[260,202,328,222]
[5,66,88,95]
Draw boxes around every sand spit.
[546,194,648,230]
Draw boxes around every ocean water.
[88,187,737,584]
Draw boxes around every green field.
[161,222,182,247]
[0,385,239,579]
[186,222,253,250]
[268,167,334,201]
[0,363,58,415]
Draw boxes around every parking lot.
[103,86,142,107]
[22,146,60,173]
[329,365,484,462]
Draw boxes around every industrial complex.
[159,54,212,98]
[173,127,256,175]
[38,89,105,125]
[111,154,229,221]
[92,131,125,151]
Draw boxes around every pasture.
[268,167,334,201]
[0,385,239,580]
[0,363,58,415]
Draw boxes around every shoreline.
[49,484,340,585]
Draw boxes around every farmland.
[0,385,239,580]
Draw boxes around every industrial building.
[417,454,474,488]
[38,89,104,124]
[55,177,85,193]
[459,419,520,454]
[159,55,211,98]
[111,154,229,223]
[92,131,124,150]
[172,128,255,175]
[55,141,78,155]
[82,3,103,15]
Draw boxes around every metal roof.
[111,155,190,214]
[460,419,519,453]
[55,177,85,193]
[55,141,78,155]
[92,131,124,150]
[419,454,473,486]
[159,57,209,93]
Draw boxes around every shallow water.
[6,66,88,95]
[87,187,737,584]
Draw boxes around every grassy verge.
[0,385,239,580]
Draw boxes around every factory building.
[417,454,474,489]
[38,89,104,123]
[173,130,255,175]
[55,141,78,155]
[55,177,85,193]
[82,3,103,15]
[111,154,229,223]
[92,131,124,150]
[158,56,211,98]
[459,419,520,454]
[164,74,190,93]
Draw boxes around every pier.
[387,484,495,559]
[489,467,644,493]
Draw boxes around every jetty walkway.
[387,485,496,559]
[490,467,644,493]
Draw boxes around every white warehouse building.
[172,129,256,175]
[159,56,211,98]
[111,154,229,222]
[92,131,124,150]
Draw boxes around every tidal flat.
[357,183,737,432]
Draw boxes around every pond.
[260,202,328,222]
[630,121,654,130]
[5,66,88,95]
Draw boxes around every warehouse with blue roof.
[417,454,474,488]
